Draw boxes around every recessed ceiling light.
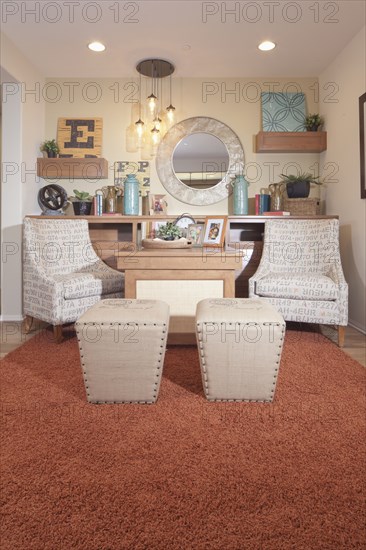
[88,42,106,52]
[182,44,191,51]
[258,41,276,51]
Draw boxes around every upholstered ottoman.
[195,298,285,402]
[75,299,169,404]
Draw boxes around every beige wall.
[0,32,45,320]
[0,33,45,215]
[44,77,322,215]
[319,26,366,332]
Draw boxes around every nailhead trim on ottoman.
[195,298,286,402]
[75,299,169,404]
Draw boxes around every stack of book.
[255,193,271,215]
[93,192,104,216]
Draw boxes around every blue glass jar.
[123,174,139,215]
[233,175,249,215]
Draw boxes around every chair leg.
[338,326,345,348]
[53,325,63,343]
[23,315,34,334]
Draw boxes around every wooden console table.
[117,248,241,344]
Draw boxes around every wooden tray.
[142,238,193,249]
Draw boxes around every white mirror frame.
[156,117,245,206]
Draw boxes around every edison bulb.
[148,94,157,113]
[151,126,160,145]
[135,119,144,137]
[166,105,176,124]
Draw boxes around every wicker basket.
[283,198,321,215]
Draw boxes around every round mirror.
[172,133,229,190]
[156,117,244,206]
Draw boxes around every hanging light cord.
[139,72,142,119]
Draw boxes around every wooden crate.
[283,198,321,215]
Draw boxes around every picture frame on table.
[187,223,204,246]
[149,194,168,215]
[202,216,227,247]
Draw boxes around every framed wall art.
[261,92,306,132]
[360,92,366,199]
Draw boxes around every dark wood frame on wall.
[360,93,366,199]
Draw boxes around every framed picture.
[187,223,204,246]
[202,216,227,247]
[359,93,366,199]
[149,194,168,215]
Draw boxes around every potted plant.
[69,189,93,215]
[305,114,324,132]
[156,222,182,241]
[40,139,60,158]
[280,173,322,198]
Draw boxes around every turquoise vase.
[123,174,139,215]
[233,175,249,215]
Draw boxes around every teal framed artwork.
[261,92,306,132]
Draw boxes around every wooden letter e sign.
[57,117,102,158]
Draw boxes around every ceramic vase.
[233,175,249,215]
[123,174,139,215]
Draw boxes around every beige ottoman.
[75,299,169,404]
[195,298,285,402]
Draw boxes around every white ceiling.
[1,0,365,78]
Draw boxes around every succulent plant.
[304,114,324,131]
[40,139,59,154]
[70,189,93,201]
[280,173,321,185]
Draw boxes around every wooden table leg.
[23,315,33,334]
[338,325,345,347]
[124,272,137,298]
[53,325,63,343]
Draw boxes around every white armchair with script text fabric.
[249,218,348,346]
[23,218,124,342]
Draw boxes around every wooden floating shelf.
[37,158,109,179]
[255,131,327,153]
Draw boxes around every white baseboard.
[0,315,24,322]
[348,319,366,335]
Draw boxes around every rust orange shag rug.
[1,330,365,550]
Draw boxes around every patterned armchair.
[23,218,124,342]
[249,219,348,346]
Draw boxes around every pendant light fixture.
[135,59,176,147]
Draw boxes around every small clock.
[173,213,196,229]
